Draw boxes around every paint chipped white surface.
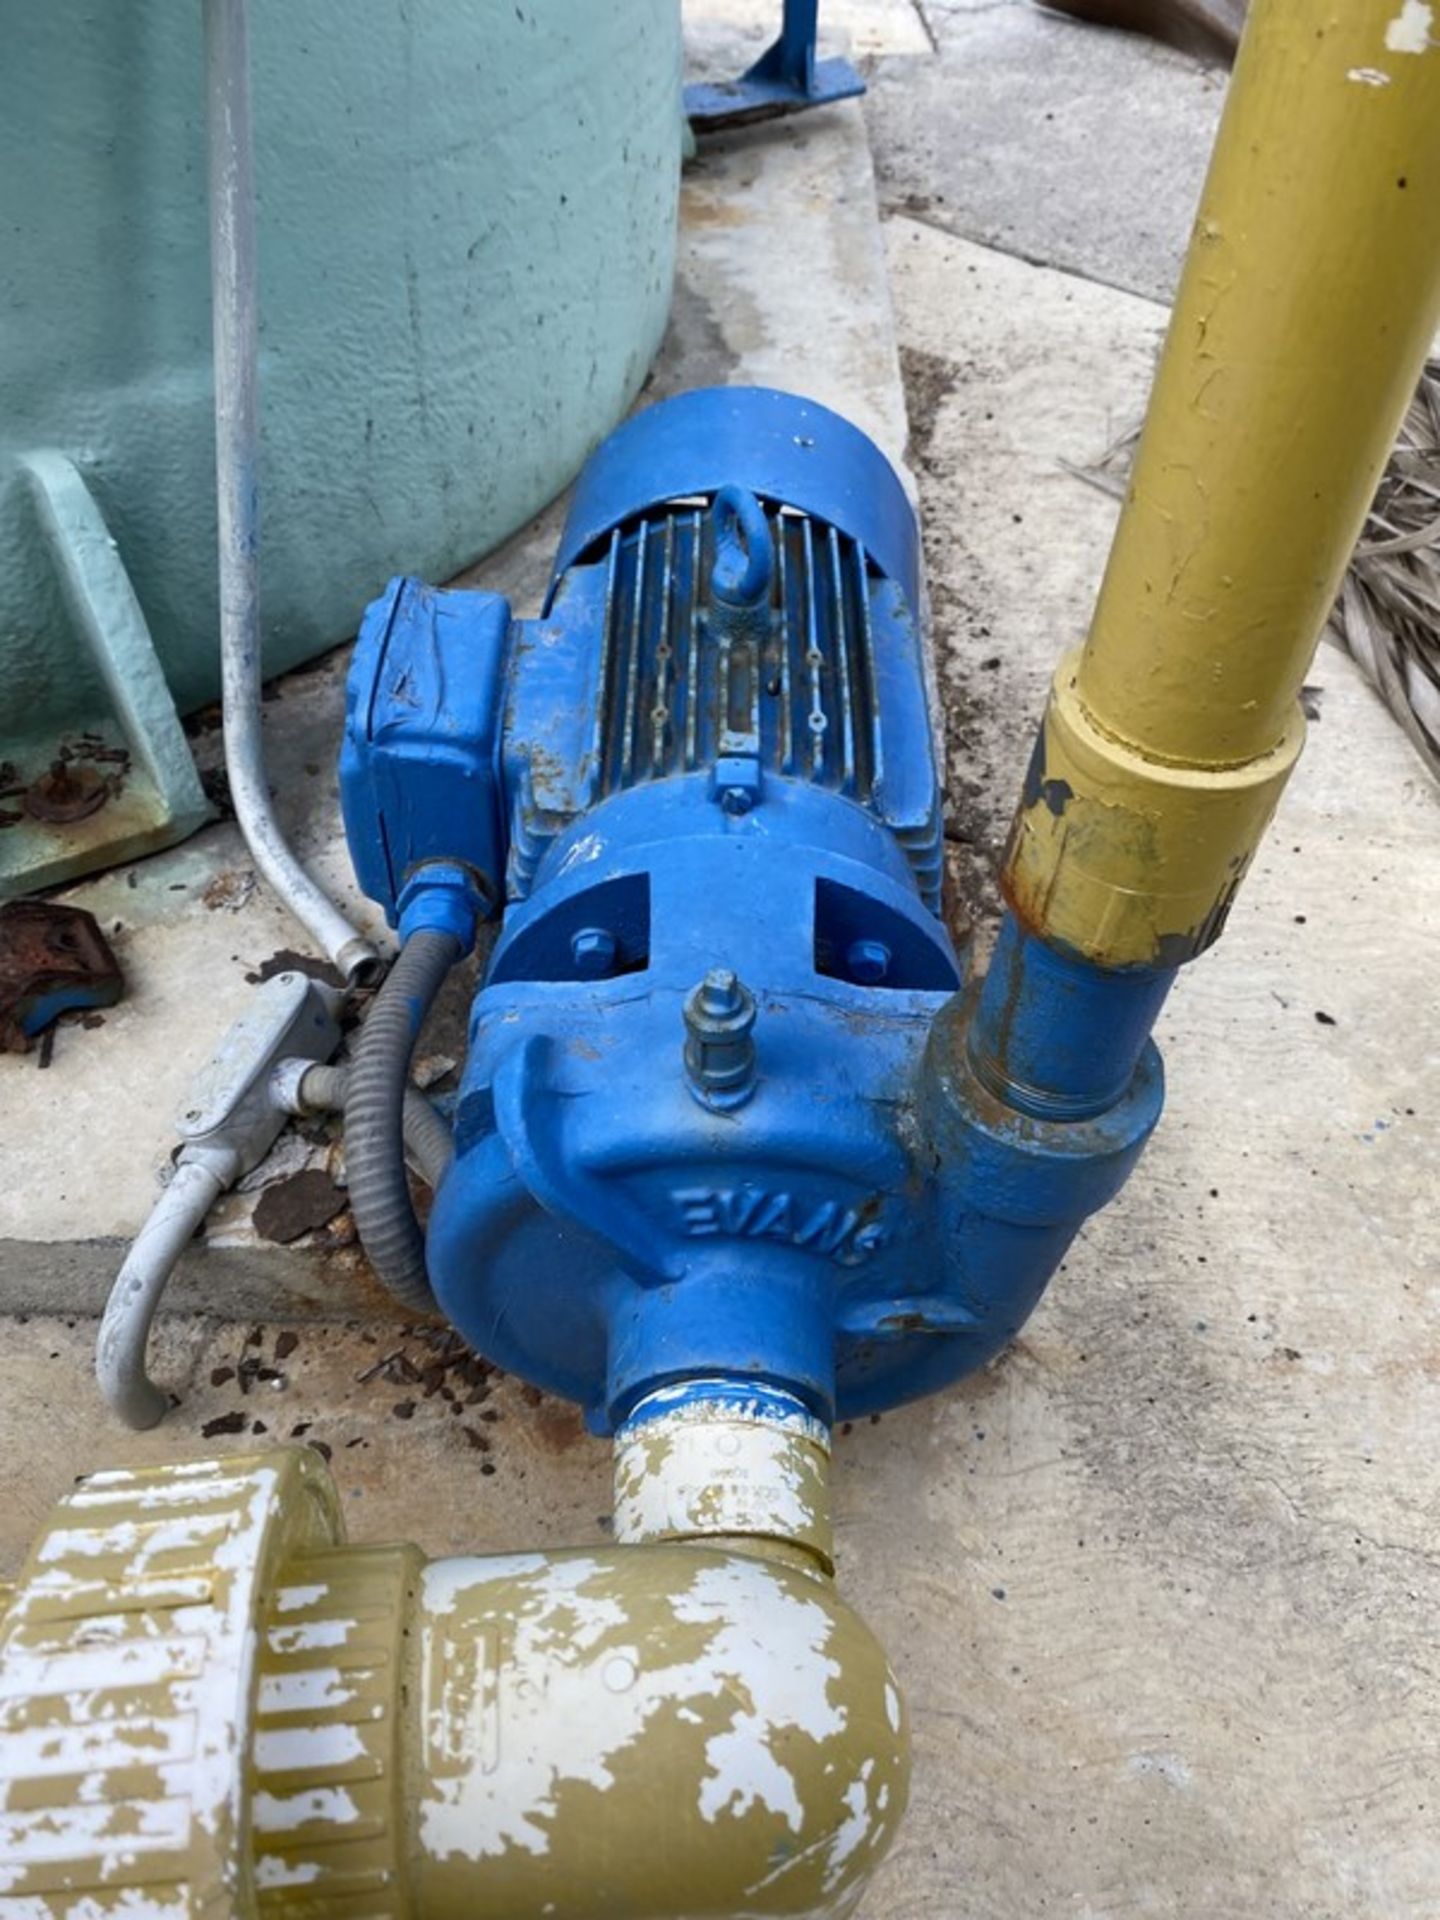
[614,1388,831,1558]
[256,1666,359,1716]
[1385,0,1433,53]
[253,1854,323,1888]
[273,1582,329,1614]
[627,1378,830,1442]
[252,1784,362,1833]
[416,1547,900,1905]
[1,1896,193,1918]
[824,1764,878,1892]
[883,1682,902,1734]
[0,1458,307,1905]
[266,1615,355,1653]
[251,1722,368,1771]
[420,1555,634,1860]
[679,1559,847,1820]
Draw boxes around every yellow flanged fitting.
[1007,0,1440,969]
[0,1450,343,1918]
[0,1444,908,1919]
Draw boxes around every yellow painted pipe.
[1007,0,1440,969]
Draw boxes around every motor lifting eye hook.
[711,483,774,609]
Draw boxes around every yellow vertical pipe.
[1084,0,1440,767]
[1005,0,1440,970]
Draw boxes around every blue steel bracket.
[340,577,511,927]
[685,0,865,132]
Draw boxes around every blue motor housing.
[341,388,1162,1433]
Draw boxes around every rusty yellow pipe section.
[0,1437,907,1918]
[1007,0,1440,969]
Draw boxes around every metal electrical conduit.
[99,2,480,1433]
[96,975,453,1432]
[205,0,378,988]
[93,0,399,1428]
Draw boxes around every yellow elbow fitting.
[0,1419,907,1918]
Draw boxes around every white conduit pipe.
[96,1072,450,1432]
[204,0,379,986]
[96,1157,231,1431]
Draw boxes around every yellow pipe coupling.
[0,1415,907,1917]
[1007,656,1305,970]
[1007,0,1440,970]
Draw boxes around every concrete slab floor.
[881,217,1440,1917]
[688,0,933,64]
[867,0,1227,303]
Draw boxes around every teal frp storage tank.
[0,0,681,891]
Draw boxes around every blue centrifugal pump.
[339,386,1162,1438]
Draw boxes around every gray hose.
[398,1084,456,1192]
[297,1063,454,1192]
[343,931,461,1311]
[97,1157,230,1430]
[204,0,378,988]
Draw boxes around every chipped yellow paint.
[0,1446,908,1919]
[251,1544,423,1917]
[1006,650,1304,969]
[415,1546,908,1918]
[1006,0,1440,968]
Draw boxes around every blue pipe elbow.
[968,913,1176,1120]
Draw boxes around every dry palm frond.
[1335,367,1440,780]
[1064,358,1440,782]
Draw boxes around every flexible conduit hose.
[204,0,378,987]
[343,931,461,1312]
[397,1083,455,1192]
[298,1064,455,1192]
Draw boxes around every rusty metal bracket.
[0,900,123,1051]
